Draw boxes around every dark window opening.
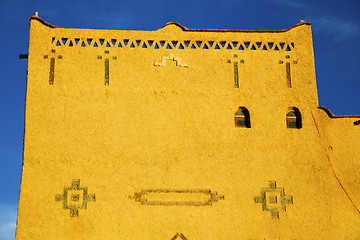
[286,108,302,129]
[235,107,251,128]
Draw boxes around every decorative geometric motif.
[43,49,62,85]
[130,189,224,206]
[171,233,188,240]
[279,55,297,88]
[97,50,117,85]
[254,181,293,219]
[52,37,294,52]
[154,53,189,68]
[55,179,95,217]
[227,54,244,88]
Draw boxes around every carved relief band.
[130,189,224,206]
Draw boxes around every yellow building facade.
[16,16,360,239]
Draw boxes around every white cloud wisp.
[0,203,17,240]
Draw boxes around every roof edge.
[30,16,57,28]
[318,106,360,118]
[27,16,311,32]
[160,21,312,33]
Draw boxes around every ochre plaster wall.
[16,17,360,240]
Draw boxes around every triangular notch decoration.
[280,42,285,50]
[87,38,93,46]
[62,38,68,45]
[268,42,274,49]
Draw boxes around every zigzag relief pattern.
[51,37,294,51]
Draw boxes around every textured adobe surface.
[16,16,360,240]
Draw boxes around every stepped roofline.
[318,106,360,119]
[30,15,311,32]
[30,16,57,28]
[160,21,312,33]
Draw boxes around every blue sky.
[0,0,359,239]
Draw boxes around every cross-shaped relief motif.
[254,181,293,219]
[227,54,244,88]
[44,49,63,85]
[97,50,117,85]
[55,179,95,217]
[279,55,297,88]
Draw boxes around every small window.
[286,108,301,129]
[235,107,250,128]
